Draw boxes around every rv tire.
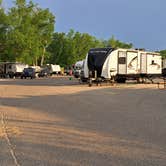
[116,77,126,83]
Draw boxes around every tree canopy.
[47,30,133,66]
[0,0,55,65]
[160,50,166,59]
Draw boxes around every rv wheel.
[88,78,92,87]
[116,78,126,83]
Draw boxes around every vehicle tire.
[116,77,126,83]
[88,78,92,87]
[80,78,88,83]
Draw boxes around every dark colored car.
[38,68,50,77]
[21,67,36,79]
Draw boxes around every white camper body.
[0,62,28,78]
[74,60,84,78]
[6,63,28,74]
[83,48,162,82]
[75,60,84,69]
[50,64,61,74]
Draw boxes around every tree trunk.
[40,46,46,66]
[35,56,38,66]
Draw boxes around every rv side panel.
[101,50,118,78]
[83,54,89,78]
[147,54,161,74]
[140,53,147,74]
[127,51,138,74]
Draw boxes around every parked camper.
[47,64,61,75]
[74,60,84,78]
[0,62,28,78]
[82,48,162,83]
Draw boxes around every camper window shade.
[88,48,113,77]
[118,57,126,64]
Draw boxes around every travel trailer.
[46,64,61,75]
[0,62,28,78]
[82,48,162,83]
[74,60,84,78]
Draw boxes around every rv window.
[151,60,155,65]
[118,57,126,64]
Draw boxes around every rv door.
[118,51,127,74]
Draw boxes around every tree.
[6,0,55,65]
[160,50,166,59]
[0,1,10,61]
[105,35,133,49]
[32,7,55,66]
[47,32,69,66]
[48,30,133,66]
[48,30,105,66]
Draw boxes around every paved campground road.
[0,77,166,166]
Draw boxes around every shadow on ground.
[1,86,166,166]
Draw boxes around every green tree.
[48,30,104,66]
[7,0,55,65]
[160,50,166,59]
[105,35,133,49]
[0,1,10,61]
[48,32,69,66]
[32,7,55,66]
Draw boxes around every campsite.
[1,0,166,165]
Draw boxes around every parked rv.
[82,48,162,84]
[73,60,84,78]
[0,62,28,78]
[46,64,61,75]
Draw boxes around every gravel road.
[0,77,166,166]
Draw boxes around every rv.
[45,64,61,75]
[0,62,28,78]
[82,48,162,83]
[74,60,84,78]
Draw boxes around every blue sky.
[3,0,166,50]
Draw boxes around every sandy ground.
[0,77,166,166]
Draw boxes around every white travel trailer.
[0,62,28,78]
[75,60,84,68]
[82,48,162,83]
[49,64,61,74]
[74,60,84,78]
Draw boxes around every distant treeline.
[0,0,165,67]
